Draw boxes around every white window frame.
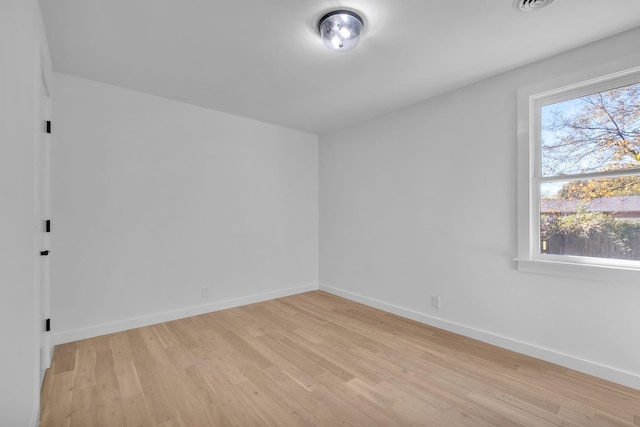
[516,65,640,282]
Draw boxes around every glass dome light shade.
[319,10,363,52]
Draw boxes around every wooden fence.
[544,230,640,260]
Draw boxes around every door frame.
[35,44,52,385]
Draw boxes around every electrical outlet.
[201,286,209,297]
[431,295,441,309]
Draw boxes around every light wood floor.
[40,291,640,426]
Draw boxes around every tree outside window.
[539,81,640,261]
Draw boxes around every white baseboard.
[319,283,640,391]
[53,283,318,345]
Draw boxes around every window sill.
[514,258,640,283]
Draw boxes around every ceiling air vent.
[513,0,554,12]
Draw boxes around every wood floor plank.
[493,392,584,427]
[95,350,120,403]
[50,342,76,374]
[137,326,173,366]
[151,323,179,350]
[40,371,74,426]
[594,410,639,427]
[235,378,301,427]
[95,395,127,427]
[154,363,216,426]
[236,332,326,392]
[70,382,97,427]
[257,365,335,426]
[109,332,133,362]
[113,358,143,398]
[121,393,154,427]
[516,367,638,423]
[156,418,185,427]
[195,361,267,426]
[467,391,558,427]
[41,291,640,426]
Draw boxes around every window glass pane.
[540,178,640,260]
[541,81,640,177]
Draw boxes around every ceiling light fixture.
[318,10,363,52]
[513,0,554,12]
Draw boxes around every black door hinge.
[40,250,50,256]
[46,121,52,134]
[45,219,51,233]
[45,318,51,332]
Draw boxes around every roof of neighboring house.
[541,195,640,214]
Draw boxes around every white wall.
[320,27,640,389]
[0,1,52,425]
[52,74,318,343]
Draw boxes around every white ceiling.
[40,0,640,135]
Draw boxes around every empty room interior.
[3,0,640,425]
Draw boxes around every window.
[517,66,640,278]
